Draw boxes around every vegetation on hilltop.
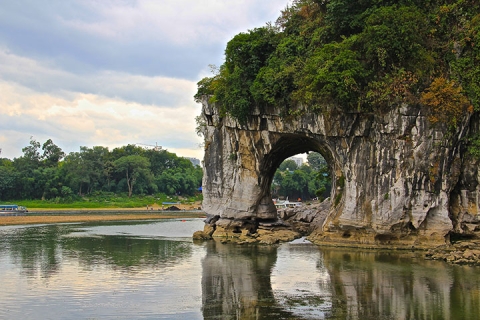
[195,0,479,126]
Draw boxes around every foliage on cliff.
[195,0,479,123]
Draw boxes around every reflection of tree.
[62,235,191,270]
[3,225,69,278]
[322,249,480,319]
[2,223,193,278]
[201,241,298,319]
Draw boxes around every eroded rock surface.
[425,240,480,266]
[198,97,480,248]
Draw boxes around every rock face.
[200,97,479,248]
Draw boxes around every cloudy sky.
[0,0,289,161]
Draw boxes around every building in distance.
[288,156,303,167]
[186,157,201,167]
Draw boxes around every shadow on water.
[0,222,479,319]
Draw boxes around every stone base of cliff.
[306,229,448,250]
[424,239,480,266]
[280,200,457,250]
[194,200,480,266]
[193,219,302,244]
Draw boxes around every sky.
[0,0,290,161]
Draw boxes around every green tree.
[42,139,65,167]
[12,138,43,198]
[62,146,109,195]
[196,0,479,126]
[62,152,89,195]
[33,166,63,200]
[307,152,327,171]
[213,26,279,122]
[278,159,298,172]
[114,155,151,198]
[272,154,331,200]
[15,137,41,172]
[0,164,20,200]
[80,146,110,193]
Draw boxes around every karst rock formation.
[199,97,480,248]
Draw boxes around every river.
[0,218,478,319]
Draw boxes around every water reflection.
[0,221,479,319]
[322,249,480,320]
[1,221,195,276]
[201,240,480,319]
[0,220,204,319]
[201,241,285,319]
[271,242,332,319]
[1,225,70,278]
[62,234,191,270]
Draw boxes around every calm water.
[0,219,478,320]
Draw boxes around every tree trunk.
[126,170,133,198]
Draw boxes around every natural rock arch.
[199,98,479,248]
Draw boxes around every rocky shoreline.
[194,200,480,266]
[193,217,302,245]
[425,240,480,266]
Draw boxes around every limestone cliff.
[200,97,479,248]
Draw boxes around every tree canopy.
[114,155,151,198]
[196,0,479,123]
[272,153,331,200]
[0,139,202,201]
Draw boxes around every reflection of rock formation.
[201,240,289,319]
[322,248,480,319]
[271,242,333,319]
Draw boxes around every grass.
[5,193,203,209]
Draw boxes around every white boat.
[0,204,28,215]
[273,197,302,209]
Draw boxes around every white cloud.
[0,80,203,160]
[0,49,196,106]
[62,0,288,45]
[0,0,290,162]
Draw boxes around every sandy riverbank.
[0,211,206,226]
[29,202,201,212]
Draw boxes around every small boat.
[0,204,28,216]
[273,197,302,210]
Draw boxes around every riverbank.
[0,210,206,226]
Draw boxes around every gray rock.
[198,97,479,248]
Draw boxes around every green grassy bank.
[3,193,203,210]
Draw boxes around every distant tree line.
[0,138,203,201]
[272,152,331,201]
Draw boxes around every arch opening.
[270,152,331,202]
[256,134,342,225]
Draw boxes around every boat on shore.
[273,198,302,210]
[0,204,28,216]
